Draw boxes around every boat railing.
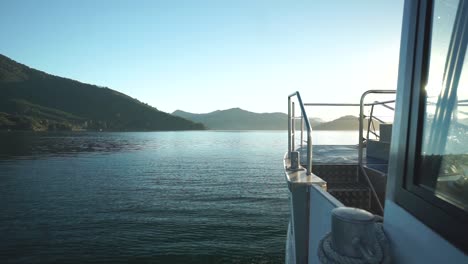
[288,91,313,175]
[288,90,396,213]
[358,90,396,214]
[358,90,397,167]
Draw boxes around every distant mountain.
[172,108,322,130]
[0,54,204,131]
[314,115,379,130]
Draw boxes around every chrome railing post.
[292,102,295,152]
[288,92,313,175]
[307,133,312,175]
[288,97,292,158]
[295,93,312,175]
[366,104,375,141]
[359,96,365,168]
[301,116,304,149]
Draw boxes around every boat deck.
[297,145,388,174]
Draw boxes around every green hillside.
[314,115,380,130]
[0,54,204,131]
[173,108,323,130]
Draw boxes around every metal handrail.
[370,115,386,124]
[304,103,361,106]
[359,90,396,214]
[366,104,376,141]
[289,90,397,192]
[365,100,396,106]
[288,90,396,215]
[358,90,396,166]
[365,99,396,145]
[288,92,313,175]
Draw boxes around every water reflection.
[0,132,144,160]
[0,131,288,263]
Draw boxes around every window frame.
[394,0,468,254]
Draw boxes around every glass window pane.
[419,0,468,211]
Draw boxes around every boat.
[284,0,468,263]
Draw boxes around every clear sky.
[0,0,404,119]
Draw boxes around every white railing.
[288,91,313,175]
[288,90,397,172]
[288,90,396,215]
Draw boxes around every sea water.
[0,130,358,263]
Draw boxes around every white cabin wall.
[307,185,342,264]
[384,201,466,263]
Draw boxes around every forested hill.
[313,115,380,130]
[0,54,204,131]
[172,108,323,130]
[173,109,379,131]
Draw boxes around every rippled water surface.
[0,131,290,263]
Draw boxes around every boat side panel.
[308,185,343,264]
[290,185,310,264]
[384,200,466,263]
[286,221,296,264]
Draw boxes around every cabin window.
[418,0,468,212]
[395,0,468,253]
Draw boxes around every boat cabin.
[284,0,468,263]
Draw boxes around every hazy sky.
[0,0,404,118]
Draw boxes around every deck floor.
[297,145,388,174]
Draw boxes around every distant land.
[314,115,379,131]
[173,108,322,130]
[173,109,373,130]
[0,54,204,131]
[172,108,321,130]
[0,54,381,132]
